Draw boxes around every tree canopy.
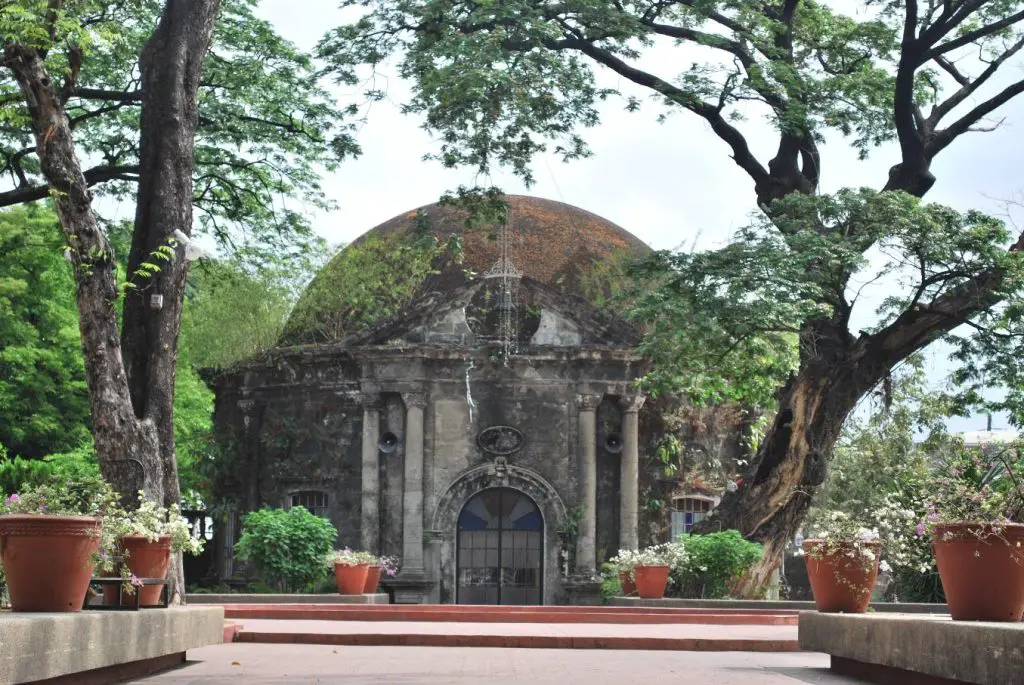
[1,0,358,255]
[323,0,1024,588]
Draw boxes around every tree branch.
[72,88,144,102]
[0,164,139,206]
[553,38,771,192]
[926,8,1024,60]
[928,78,1024,157]
[927,36,1024,128]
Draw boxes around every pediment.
[341,278,639,349]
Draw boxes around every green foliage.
[0,443,101,498]
[233,507,338,593]
[0,206,91,458]
[181,245,330,369]
[324,1,1024,179]
[669,531,764,599]
[624,189,1022,407]
[282,231,455,344]
[1,0,358,256]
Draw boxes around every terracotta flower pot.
[633,564,670,599]
[932,522,1024,621]
[618,570,636,596]
[0,514,100,612]
[334,563,369,594]
[803,539,881,613]
[102,535,172,607]
[363,565,382,594]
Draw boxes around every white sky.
[255,1,1024,432]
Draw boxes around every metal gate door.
[456,487,543,605]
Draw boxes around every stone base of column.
[384,569,432,604]
[562,575,604,606]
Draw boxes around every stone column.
[398,392,427,576]
[575,394,602,576]
[359,393,382,554]
[619,395,646,551]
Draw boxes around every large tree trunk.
[4,0,220,606]
[695,261,1018,595]
[3,47,164,500]
[120,0,221,605]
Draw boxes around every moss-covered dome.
[281,195,651,345]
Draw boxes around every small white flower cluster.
[106,493,205,556]
[609,540,689,574]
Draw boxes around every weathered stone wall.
[210,345,646,602]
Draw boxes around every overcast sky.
[255,1,1024,432]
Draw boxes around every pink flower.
[916,523,926,536]
[3,493,19,506]
[130,574,143,587]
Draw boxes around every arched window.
[669,496,715,540]
[290,491,328,518]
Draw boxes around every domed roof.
[281,195,650,345]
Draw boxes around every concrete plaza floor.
[132,643,870,684]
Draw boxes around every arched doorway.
[456,487,543,605]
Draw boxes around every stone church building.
[209,196,743,604]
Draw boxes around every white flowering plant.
[326,548,376,567]
[800,510,883,575]
[607,549,642,578]
[105,492,205,555]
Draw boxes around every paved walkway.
[133,643,869,684]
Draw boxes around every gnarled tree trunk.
[695,258,1019,595]
[3,0,221,605]
[120,0,221,606]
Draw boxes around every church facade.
[208,196,741,604]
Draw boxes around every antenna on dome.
[483,203,521,364]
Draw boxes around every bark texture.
[120,0,221,604]
[3,0,220,606]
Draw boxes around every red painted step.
[234,631,800,652]
[221,604,798,625]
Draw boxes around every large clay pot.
[0,515,100,612]
[618,570,636,596]
[803,539,881,613]
[932,523,1024,621]
[363,565,382,594]
[102,535,172,607]
[633,565,670,599]
[335,563,369,595]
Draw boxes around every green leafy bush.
[0,443,100,495]
[669,530,763,599]
[233,507,337,593]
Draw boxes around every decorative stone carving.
[490,456,510,485]
[477,426,525,456]
[576,394,603,411]
[402,392,428,409]
[619,395,646,414]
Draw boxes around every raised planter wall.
[799,612,1023,685]
[0,606,224,685]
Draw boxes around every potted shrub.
[0,476,117,612]
[366,555,398,594]
[633,544,677,599]
[922,448,1024,621]
[801,511,882,613]
[103,493,205,606]
[329,548,371,594]
[608,549,640,596]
